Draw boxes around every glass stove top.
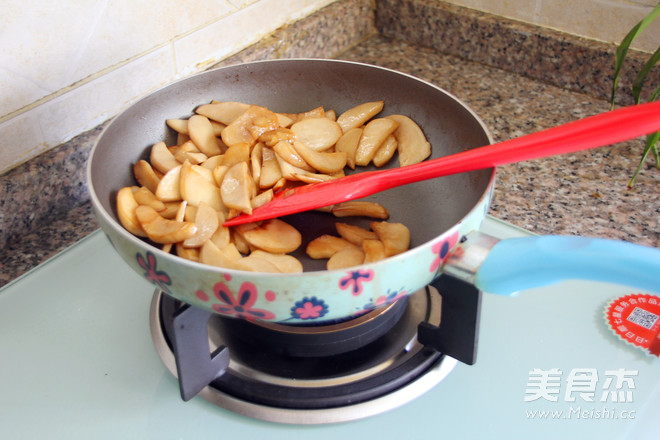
[1,216,658,439]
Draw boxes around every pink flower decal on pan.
[291,297,329,320]
[196,281,275,320]
[136,251,172,294]
[339,269,374,296]
[429,230,460,273]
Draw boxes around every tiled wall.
[442,0,659,52]
[0,0,336,175]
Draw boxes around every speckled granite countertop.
[1,0,658,287]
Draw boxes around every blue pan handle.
[444,233,660,295]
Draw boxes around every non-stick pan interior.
[89,59,493,272]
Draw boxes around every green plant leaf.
[632,46,660,103]
[628,131,660,188]
[648,84,660,102]
[610,3,660,108]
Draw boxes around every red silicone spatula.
[224,101,660,226]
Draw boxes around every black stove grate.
[158,274,481,406]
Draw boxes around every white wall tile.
[0,0,336,175]
[74,0,236,87]
[173,0,337,76]
[0,0,236,117]
[441,0,539,23]
[442,0,659,52]
[629,0,658,6]
[537,0,660,50]
[226,0,260,7]
[0,112,48,172]
[37,46,175,150]
[0,67,49,118]
[0,1,95,116]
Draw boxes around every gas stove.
[1,216,658,439]
[150,277,471,424]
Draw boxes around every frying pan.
[87,59,660,323]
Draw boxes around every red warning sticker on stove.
[605,294,660,357]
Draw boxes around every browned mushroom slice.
[327,246,365,270]
[209,120,226,137]
[372,134,398,167]
[166,119,189,134]
[173,141,207,165]
[385,114,431,167]
[155,165,182,202]
[182,202,220,248]
[179,161,225,212]
[175,243,200,262]
[370,221,411,257]
[293,173,337,184]
[133,186,166,212]
[221,105,280,148]
[196,101,250,125]
[134,205,197,244]
[248,250,303,273]
[116,187,147,237]
[236,255,281,273]
[259,147,283,189]
[306,234,356,259]
[150,141,180,174]
[200,240,241,269]
[199,154,225,171]
[336,101,384,133]
[272,141,314,171]
[297,106,325,119]
[240,219,302,254]
[250,188,274,209]
[355,118,399,167]
[189,115,224,156]
[209,210,231,249]
[250,142,263,186]
[162,200,187,253]
[275,152,316,181]
[331,201,390,219]
[335,222,378,246]
[176,150,208,165]
[231,227,252,254]
[220,161,253,215]
[290,117,343,151]
[362,239,387,263]
[335,127,363,169]
[212,165,229,188]
[158,201,182,219]
[222,143,251,167]
[290,141,347,175]
[275,113,295,128]
[133,160,161,194]
[259,127,296,147]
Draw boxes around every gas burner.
[242,299,408,358]
[150,275,481,424]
